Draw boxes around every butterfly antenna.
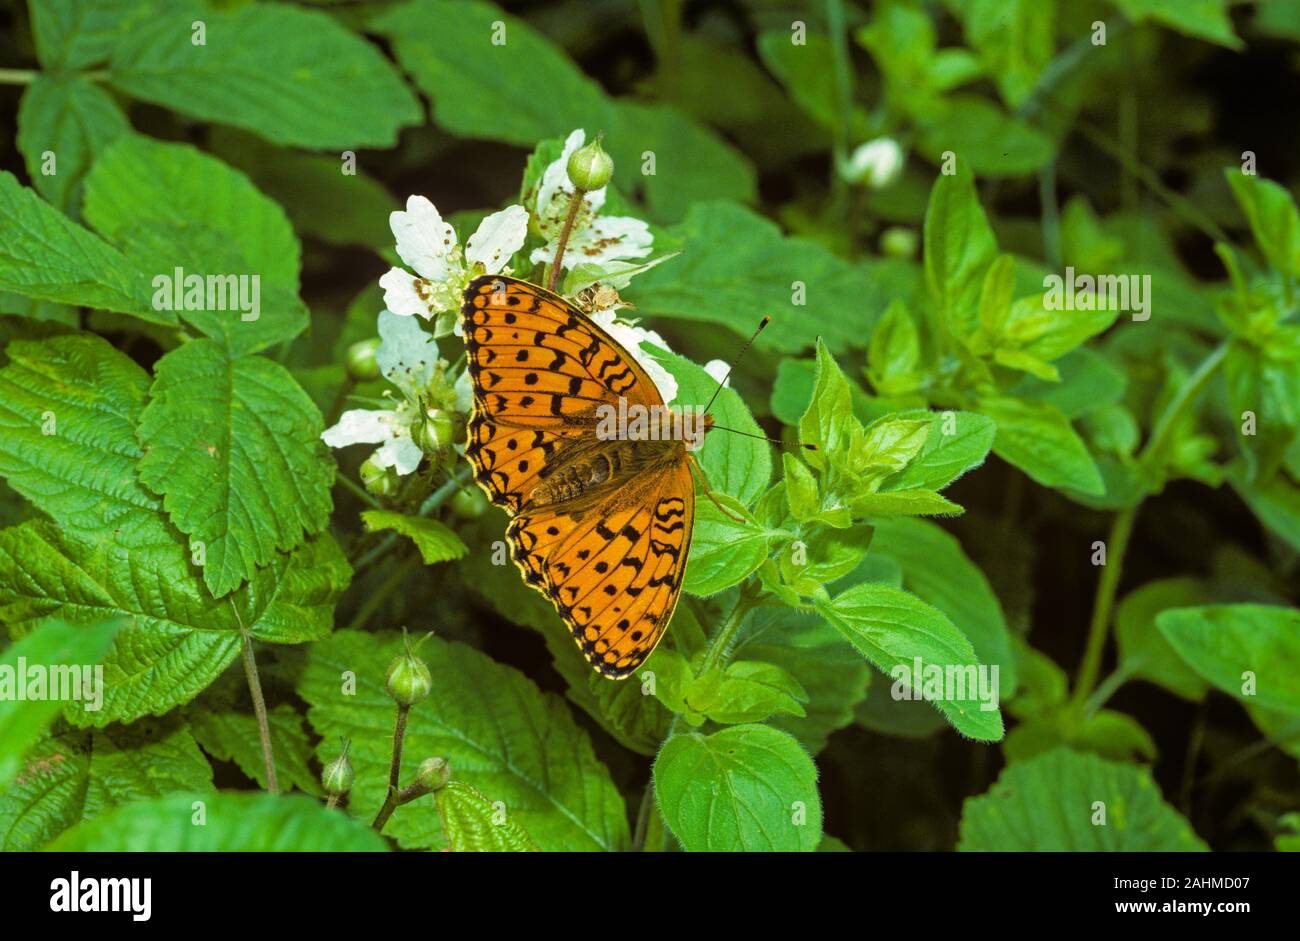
[702,315,770,416]
[710,424,818,452]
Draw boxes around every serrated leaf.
[1156,604,1300,715]
[1225,170,1300,275]
[138,339,333,596]
[50,791,386,851]
[188,703,321,796]
[0,715,212,851]
[654,724,821,851]
[16,76,130,213]
[0,172,159,320]
[83,136,307,355]
[958,748,1207,851]
[300,631,629,851]
[982,396,1104,495]
[816,583,1004,741]
[633,203,884,352]
[107,4,420,148]
[28,0,171,70]
[880,409,995,492]
[924,163,998,339]
[0,617,122,791]
[361,510,468,565]
[799,339,855,470]
[435,782,540,851]
[684,495,780,597]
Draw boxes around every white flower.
[590,308,678,404]
[321,311,442,476]
[842,138,905,188]
[381,197,527,328]
[704,359,731,388]
[529,130,652,270]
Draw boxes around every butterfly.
[460,274,725,679]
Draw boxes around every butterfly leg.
[686,453,746,523]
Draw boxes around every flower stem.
[0,68,37,85]
[1070,503,1137,711]
[232,602,278,795]
[334,468,380,510]
[546,189,585,292]
[372,703,410,830]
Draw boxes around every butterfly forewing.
[460,275,694,678]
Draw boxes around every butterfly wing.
[460,275,691,678]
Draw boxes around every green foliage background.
[0,0,1298,852]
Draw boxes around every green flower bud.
[450,487,488,519]
[346,338,382,381]
[385,629,433,706]
[321,740,355,796]
[414,756,452,792]
[567,134,613,192]
[412,407,456,454]
[360,457,399,498]
[880,226,918,260]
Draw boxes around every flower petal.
[373,434,424,476]
[379,267,436,320]
[377,310,438,399]
[465,205,529,274]
[704,359,731,387]
[322,409,398,448]
[534,214,653,267]
[390,195,460,282]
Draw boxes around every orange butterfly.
[461,275,729,678]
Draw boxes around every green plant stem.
[325,794,340,810]
[546,189,585,292]
[1084,664,1133,717]
[1139,341,1230,470]
[232,602,279,795]
[698,581,762,675]
[1070,503,1136,711]
[347,553,421,631]
[632,780,656,850]
[0,68,37,84]
[372,703,410,830]
[334,469,380,510]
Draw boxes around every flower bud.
[321,741,355,796]
[567,134,614,192]
[346,338,381,381]
[385,629,433,706]
[842,137,904,189]
[360,456,399,498]
[880,226,918,260]
[414,756,452,792]
[412,407,456,453]
[450,487,488,519]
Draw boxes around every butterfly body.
[461,275,699,679]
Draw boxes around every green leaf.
[1226,170,1300,276]
[0,715,212,851]
[686,660,809,726]
[684,495,780,597]
[300,631,629,851]
[361,510,469,565]
[373,0,753,219]
[0,617,121,791]
[924,164,999,339]
[1115,578,1213,701]
[656,349,771,505]
[16,76,130,213]
[28,0,170,70]
[1230,467,1300,553]
[850,490,962,517]
[1109,0,1243,50]
[799,339,855,470]
[958,748,1207,850]
[734,607,872,753]
[0,522,350,725]
[869,518,1017,695]
[866,299,923,396]
[917,97,1055,178]
[880,409,995,492]
[0,171,158,320]
[947,0,1054,108]
[982,396,1104,495]
[1157,605,1300,715]
[816,583,1004,741]
[654,724,822,851]
[783,452,821,520]
[83,136,307,355]
[107,4,420,148]
[435,782,540,851]
[50,791,386,851]
[188,703,322,796]
[137,340,334,596]
[633,203,884,353]
[1004,710,1158,764]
